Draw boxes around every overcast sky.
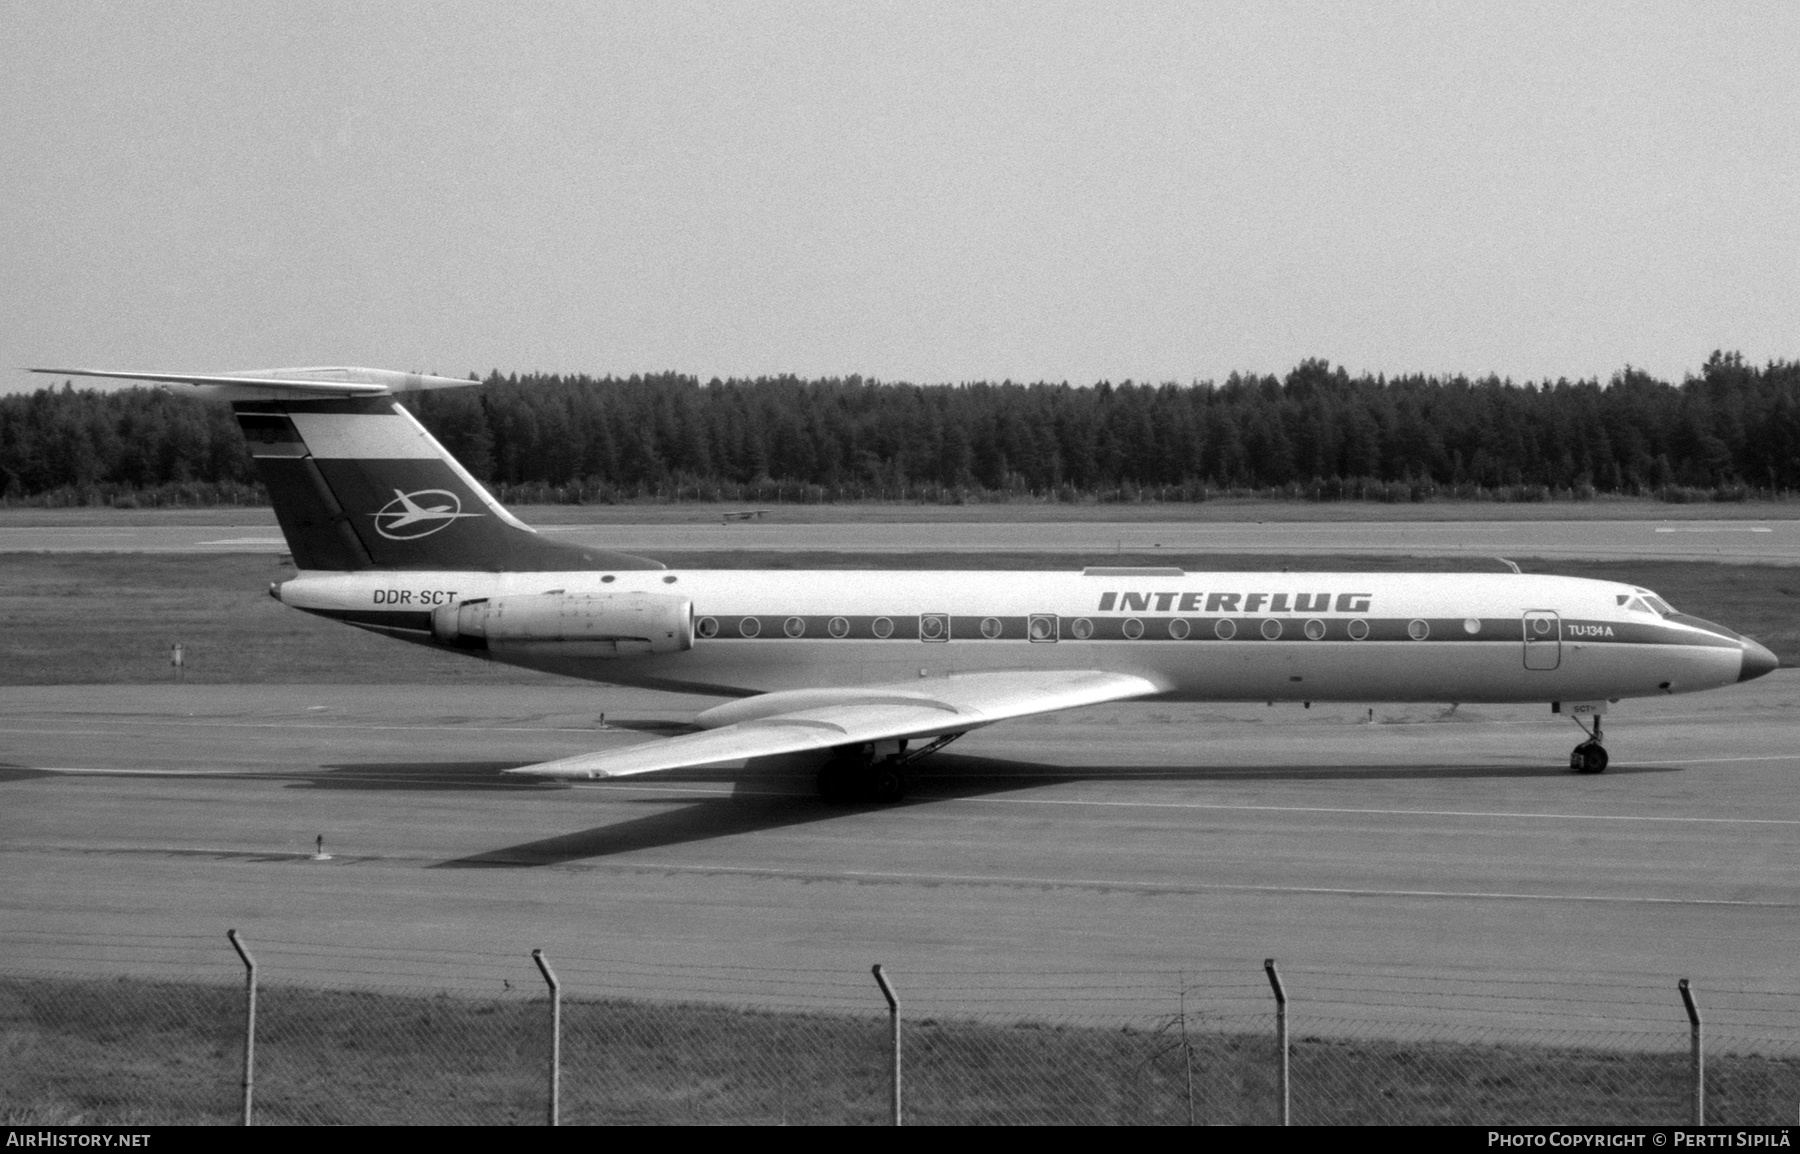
[3,1,1795,393]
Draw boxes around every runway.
[5,676,1797,1035]
[2,517,1798,562]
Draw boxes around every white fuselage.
[279,568,1750,704]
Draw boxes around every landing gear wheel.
[864,764,907,804]
[1571,742,1609,774]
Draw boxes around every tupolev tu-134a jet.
[34,366,1780,800]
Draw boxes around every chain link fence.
[3,934,1798,1125]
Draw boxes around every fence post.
[872,965,902,1126]
[226,929,256,1126]
[1679,978,1703,1125]
[1264,958,1288,1126]
[533,949,561,1126]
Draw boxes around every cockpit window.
[1643,596,1675,615]
[1623,597,1655,615]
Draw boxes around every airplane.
[31,366,1781,799]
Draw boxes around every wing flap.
[506,669,1162,780]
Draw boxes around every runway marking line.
[951,794,1800,825]
[1653,526,1773,533]
[489,858,1800,910]
[563,779,1800,825]
[20,838,1778,911]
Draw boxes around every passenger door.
[1523,611,1561,670]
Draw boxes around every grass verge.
[2,976,1794,1125]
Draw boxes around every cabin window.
[784,616,806,637]
[1304,619,1326,641]
[696,616,719,639]
[739,617,761,638]
[1168,619,1191,640]
[872,617,894,639]
[980,617,1003,639]
[1347,618,1369,640]
[1408,619,1430,641]
[1215,619,1237,640]
[1261,619,1283,640]
[1122,618,1144,640]
[1070,618,1094,640]
[828,616,850,637]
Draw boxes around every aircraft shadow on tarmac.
[432,751,1680,869]
[290,761,574,791]
[0,764,61,783]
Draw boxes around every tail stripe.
[288,412,440,460]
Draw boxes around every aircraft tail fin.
[234,395,662,572]
[30,366,661,572]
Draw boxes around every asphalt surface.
[5,677,1797,1035]
[2,518,1798,562]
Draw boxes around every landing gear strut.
[1570,714,1609,775]
[815,733,966,803]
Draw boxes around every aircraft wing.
[506,669,1163,780]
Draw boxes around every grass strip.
[3,976,1795,1126]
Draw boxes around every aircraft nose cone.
[1739,638,1780,682]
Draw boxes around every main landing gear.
[816,733,965,803]
[1570,714,1609,775]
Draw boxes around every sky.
[2,1,1796,393]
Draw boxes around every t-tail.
[28,366,662,573]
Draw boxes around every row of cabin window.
[692,615,1444,641]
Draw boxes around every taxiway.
[4,677,1796,1032]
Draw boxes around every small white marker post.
[170,643,185,682]
[311,834,331,861]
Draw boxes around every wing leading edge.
[506,669,1164,780]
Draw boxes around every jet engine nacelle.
[432,591,693,658]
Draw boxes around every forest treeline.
[4,353,1798,506]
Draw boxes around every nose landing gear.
[1570,714,1609,774]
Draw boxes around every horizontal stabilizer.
[28,366,473,400]
[506,669,1163,779]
